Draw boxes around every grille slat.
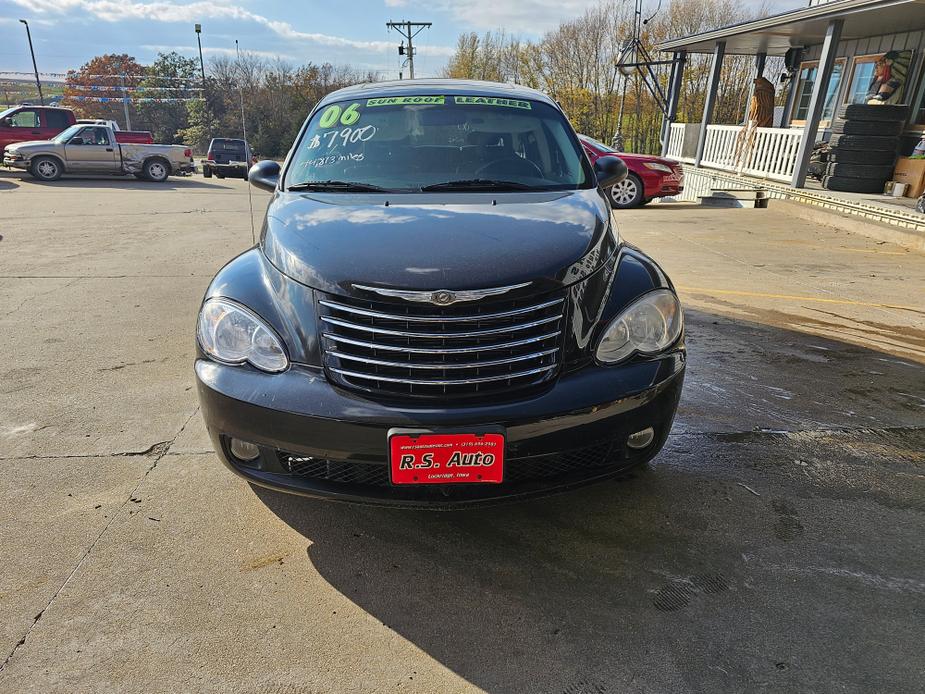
[320,314,562,338]
[328,348,558,370]
[319,297,564,323]
[321,331,562,354]
[330,364,557,386]
[319,287,567,400]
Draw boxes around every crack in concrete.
[1,278,81,318]
[0,441,172,462]
[0,406,200,673]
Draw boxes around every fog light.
[627,427,655,450]
[229,438,260,461]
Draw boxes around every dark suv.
[202,138,251,179]
[195,80,685,507]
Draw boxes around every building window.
[845,55,882,105]
[792,59,846,124]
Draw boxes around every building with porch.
[657,0,925,239]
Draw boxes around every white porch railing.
[666,123,804,184]
[666,122,687,161]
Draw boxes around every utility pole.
[19,20,44,105]
[386,20,431,79]
[119,73,132,130]
[235,39,247,141]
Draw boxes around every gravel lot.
[1,170,923,693]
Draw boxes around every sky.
[0,0,808,82]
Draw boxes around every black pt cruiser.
[195,79,685,508]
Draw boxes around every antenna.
[613,0,678,145]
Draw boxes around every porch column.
[660,50,687,156]
[791,19,842,187]
[779,48,803,128]
[694,41,725,167]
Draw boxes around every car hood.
[261,189,617,296]
[617,153,679,167]
[4,140,54,153]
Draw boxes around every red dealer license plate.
[388,431,505,485]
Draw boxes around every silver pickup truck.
[2,124,194,182]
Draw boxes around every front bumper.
[196,353,685,508]
[2,156,28,170]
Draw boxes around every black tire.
[826,162,895,179]
[828,133,899,152]
[822,175,889,193]
[831,120,902,136]
[837,103,909,122]
[143,157,170,183]
[828,148,896,165]
[30,155,62,181]
[609,173,644,209]
[203,167,212,179]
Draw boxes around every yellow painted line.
[676,286,923,312]
[841,248,908,255]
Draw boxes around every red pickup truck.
[0,105,153,152]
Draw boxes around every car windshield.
[582,135,618,154]
[285,95,591,192]
[52,125,83,143]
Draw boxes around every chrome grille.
[319,288,567,399]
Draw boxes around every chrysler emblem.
[352,282,532,305]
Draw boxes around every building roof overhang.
[659,0,925,55]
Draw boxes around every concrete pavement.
[1,170,923,693]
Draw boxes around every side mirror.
[0,118,10,128]
[249,160,279,192]
[593,155,628,189]
[69,137,85,146]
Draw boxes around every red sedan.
[579,134,684,208]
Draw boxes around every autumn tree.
[135,52,201,144]
[62,54,145,127]
[442,0,775,154]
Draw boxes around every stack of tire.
[823,104,908,193]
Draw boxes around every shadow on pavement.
[1,170,232,191]
[253,310,924,692]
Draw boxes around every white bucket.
[891,182,908,197]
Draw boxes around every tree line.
[443,0,783,153]
[63,52,376,157]
[61,0,779,157]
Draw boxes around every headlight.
[595,289,682,364]
[197,298,289,372]
[643,162,673,173]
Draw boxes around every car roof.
[210,138,246,144]
[318,79,559,110]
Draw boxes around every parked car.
[76,119,155,144]
[202,138,252,179]
[2,124,194,182]
[579,134,684,208]
[0,105,74,152]
[195,80,685,508]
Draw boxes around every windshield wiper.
[288,180,387,192]
[420,179,534,192]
